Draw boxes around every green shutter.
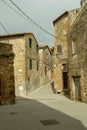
[36,45,38,53]
[29,38,32,48]
[29,59,32,70]
[37,62,39,71]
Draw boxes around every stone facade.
[39,44,52,85]
[0,43,15,105]
[0,33,39,96]
[67,3,87,102]
[53,8,80,94]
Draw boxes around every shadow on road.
[0,97,87,130]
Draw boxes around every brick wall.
[39,46,52,85]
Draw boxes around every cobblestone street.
[0,83,87,130]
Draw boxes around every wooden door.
[63,72,68,89]
[0,78,1,96]
[74,77,81,100]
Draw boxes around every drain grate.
[10,112,17,115]
[40,119,60,126]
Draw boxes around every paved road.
[0,82,87,130]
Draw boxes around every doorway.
[0,78,1,96]
[0,78,1,105]
[63,72,68,89]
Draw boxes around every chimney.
[80,0,86,7]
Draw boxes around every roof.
[39,44,52,54]
[0,32,38,44]
[39,44,48,49]
[53,8,80,25]
[53,11,68,25]
[67,3,87,35]
[0,32,32,37]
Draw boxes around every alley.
[0,82,87,130]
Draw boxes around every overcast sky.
[0,0,81,46]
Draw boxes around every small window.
[28,77,30,81]
[37,61,39,71]
[29,59,32,70]
[72,39,77,55]
[57,44,62,54]
[28,38,32,48]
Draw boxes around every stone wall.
[0,33,40,96]
[67,4,87,102]
[0,43,15,105]
[53,8,80,93]
[39,45,52,85]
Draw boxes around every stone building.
[67,3,87,102]
[0,33,39,96]
[39,44,52,85]
[0,43,15,105]
[52,1,85,94]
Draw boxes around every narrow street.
[0,82,87,130]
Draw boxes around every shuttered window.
[28,38,32,48]
[37,61,39,71]
[29,59,32,70]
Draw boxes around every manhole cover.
[40,119,60,126]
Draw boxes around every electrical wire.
[0,22,9,34]
[9,0,58,39]
[0,0,34,23]
[0,0,65,42]
[0,0,56,43]
[0,22,52,67]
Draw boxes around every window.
[28,77,30,81]
[36,45,38,53]
[72,39,77,55]
[37,61,39,71]
[57,44,62,54]
[28,38,32,48]
[29,59,32,70]
[45,67,47,76]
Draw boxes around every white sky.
[0,0,81,46]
